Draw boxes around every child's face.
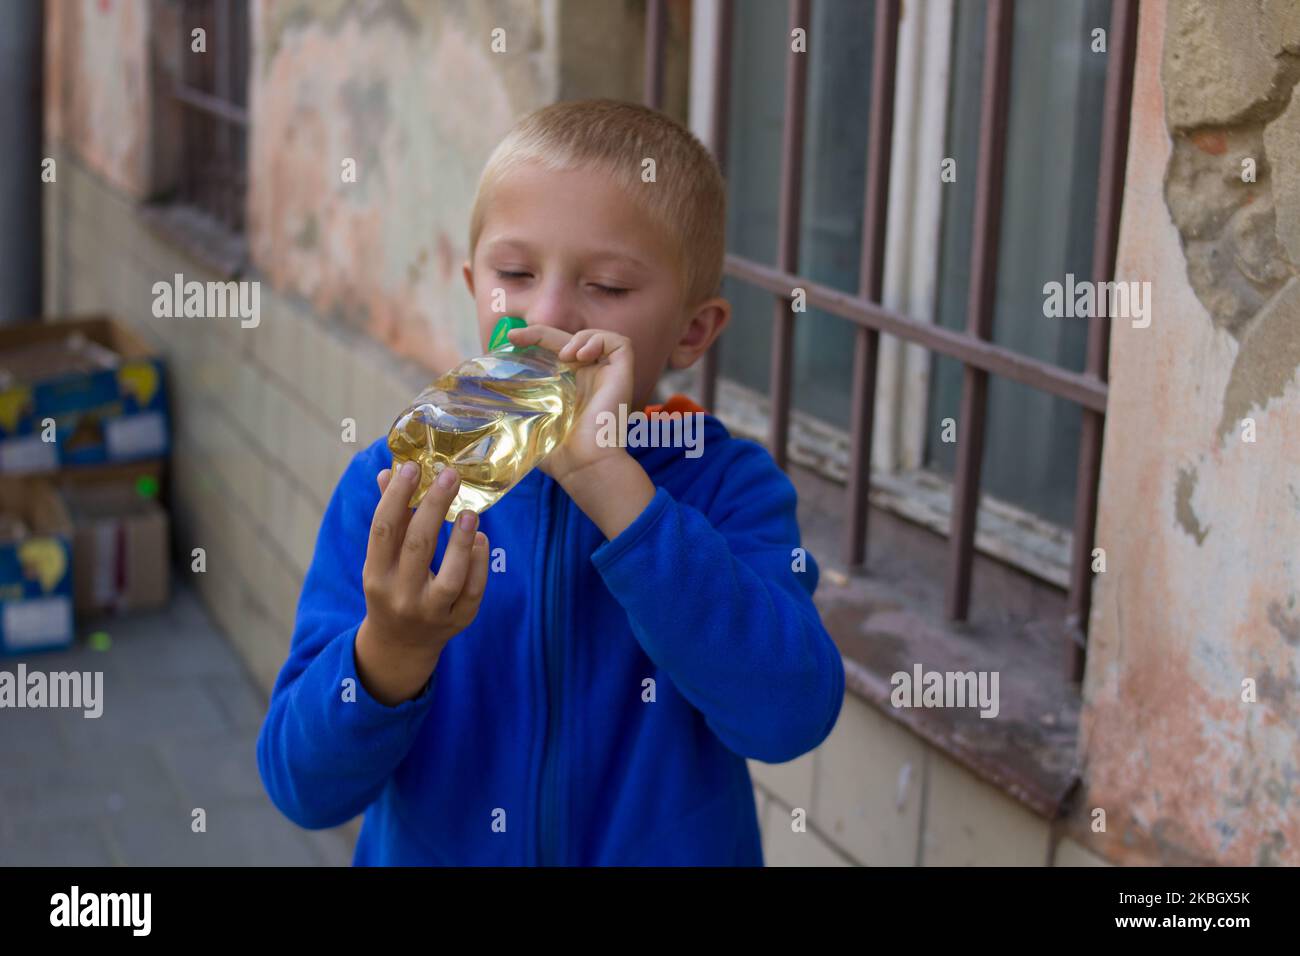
[463,161,720,410]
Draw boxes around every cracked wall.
[44,0,152,199]
[247,0,557,372]
[1081,0,1300,865]
[44,0,691,371]
[246,0,689,371]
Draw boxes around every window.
[171,0,250,233]
[656,0,1137,679]
[928,0,1112,529]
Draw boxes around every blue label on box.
[0,535,75,655]
[0,358,169,470]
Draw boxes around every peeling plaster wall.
[44,0,152,199]
[45,0,688,370]
[1081,0,1300,865]
[247,0,558,370]
[246,0,682,372]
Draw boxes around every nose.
[520,278,584,335]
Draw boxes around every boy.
[257,99,845,866]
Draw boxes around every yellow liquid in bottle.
[387,348,577,520]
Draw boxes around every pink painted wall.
[45,0,152,199]
[1081,0,1300,865]
[44,0,680,372]
[245,0,563,372]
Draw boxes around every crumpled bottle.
[387,316,578,519]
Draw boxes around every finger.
[599,333,635,375]
[395,466,463,595]
[366,461,420,573]
[428,509,480,612]
[554,328,596,360]
[507,325,574,355]
[376,468,392,495]
[450,531,490,624]
[569,330,630,364]
[573,332,612,362]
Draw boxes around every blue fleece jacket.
[257,410,845,865]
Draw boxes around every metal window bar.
[701,0,735,413]
[653,0,733,413]
[173,0,249,232]
[646,0,1137,675]
[645,0,668,111]
[847,0,901,569]
[945,0,1015,623]
[768,0,811,472]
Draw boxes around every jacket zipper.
[537,479,566,865]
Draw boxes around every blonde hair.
[468,98,726,309]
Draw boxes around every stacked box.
[61,480,170,614]
[0,317,169,475]
[0,318,174,633]
[0,479,75,655]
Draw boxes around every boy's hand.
[506,325,655,541]
[505,325,634,485]
[354,462,490,706]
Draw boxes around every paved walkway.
[0,582,357,866]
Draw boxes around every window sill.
[789,456,1081,821]
[665,370,1072,588]
[138,204,247,279]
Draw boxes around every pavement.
[0,582,358,866]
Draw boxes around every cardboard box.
[61,481,170,615]
[0,317,169,475]
[0,480,76,655]
[56,458,168,507]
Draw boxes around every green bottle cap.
[488,316,528,351]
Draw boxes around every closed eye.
[494,269,628,297]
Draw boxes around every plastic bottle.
[387,316,577,519]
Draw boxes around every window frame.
[170,0,250,236]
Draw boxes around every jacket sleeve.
[256,444,439,829]
[590,442,845,763]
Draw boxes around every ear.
[668,296,731,370]
[462,260,475,298]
